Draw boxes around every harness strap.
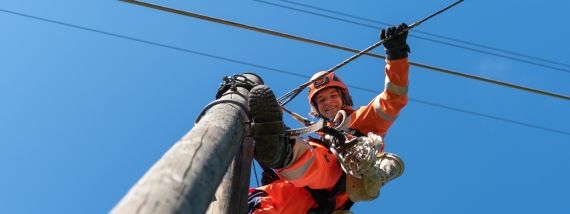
[285,119,325,136]
[306,173,353,214]
[308,136,331,148]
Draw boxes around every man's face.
[314,87,343,119]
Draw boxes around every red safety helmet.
[308,71,353,117]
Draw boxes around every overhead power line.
[270,0,570,69]
[255,0,570,74]
[276,0,465,105]
[2,7,568,137]
[120,0,570,102]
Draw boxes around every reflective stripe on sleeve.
[373,96,397,121]
[385,81,408,96]
[279,155,316,181]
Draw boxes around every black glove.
[380,23,410,60]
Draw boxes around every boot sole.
[249,85,288,168]
[249,85,282,123]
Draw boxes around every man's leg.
[248,85,292,169]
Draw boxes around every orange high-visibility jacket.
[253,58,409,213]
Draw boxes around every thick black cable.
[257,0,570,72]
[116,0,570,103]
[2,8,569,137]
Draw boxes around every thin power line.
[350,85,570,137]
[270,0,570,70]
[2,7,569,137]
[254,0,570,74]
[119,0,570,102]
[0,8,307,78]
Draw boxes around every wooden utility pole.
[112,73,263,214]
[205,134,254,214]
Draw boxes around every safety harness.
[305,136,356,214]
[306,172,352,214]
[301,109,371,213]
[258,120,366,214]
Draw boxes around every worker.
[248,23,410,214]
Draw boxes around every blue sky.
[1,0,569,213]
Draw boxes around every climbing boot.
[248,85,291,169]
[347,152,404,202]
